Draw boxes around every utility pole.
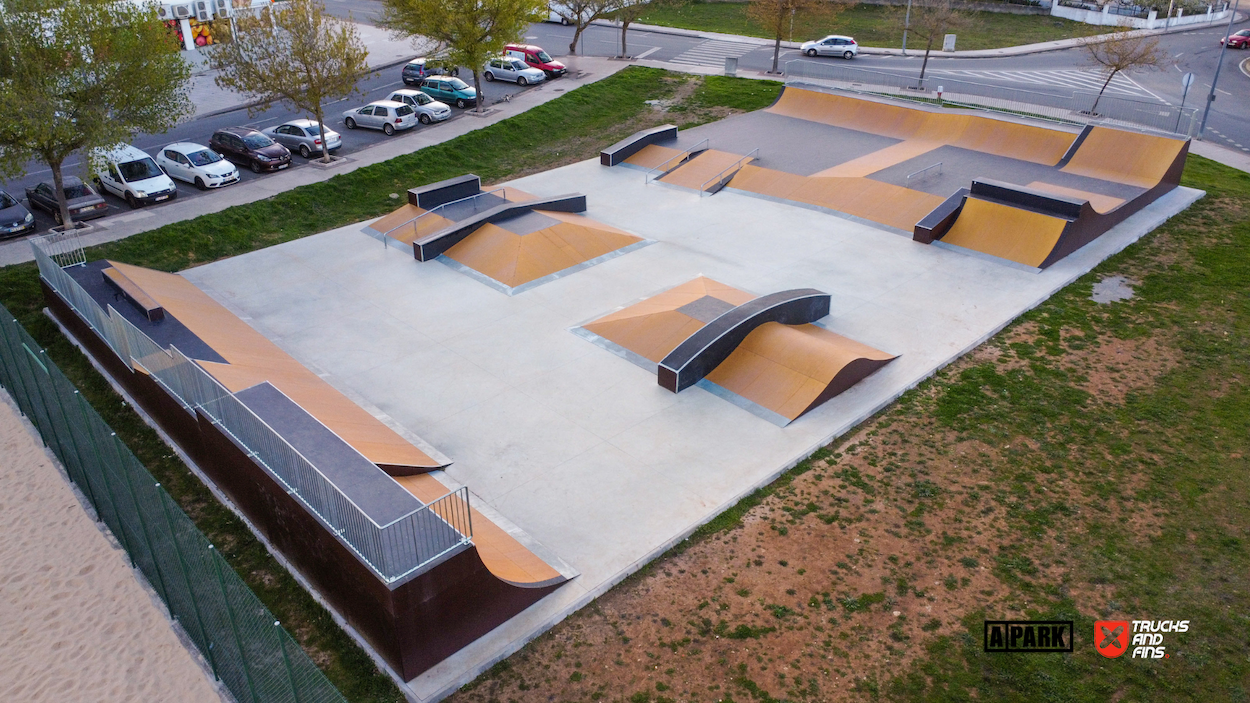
[902,0,913,54]
[1199,0,1240,138]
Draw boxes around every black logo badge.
[984,620,1074,653]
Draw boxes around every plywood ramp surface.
[583,277,754,363]
[1025,181,1125,214]
[370,203,424,237]
[445,219,642,288]
[730,165,945,232]
[705,323,895,421]
[812,140,942,178]
[768,88,1073,166]
[394,475,561,585]
[623,144,685,170]
[661,150,754,190]
[940,198,1068,268]
[107,262,444,470]
[1061,127,1186,188]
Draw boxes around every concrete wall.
[1051,1,1229,28]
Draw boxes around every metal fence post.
[276,621,304,703]
[210,545,260,703]
[113,432,173,606]
[70,391,137,561]
[155,484,220,679]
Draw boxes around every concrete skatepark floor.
[181,133,1201,697]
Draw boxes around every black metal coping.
[1056,125,1093,169]
[235,382,423,526]
[658,289,831,393]
[414,194,588,261]
[66,261,226,364]
[408,174,482,210]
[970,179,1084,220]
[913,187,970,244]
[600,124,678,167]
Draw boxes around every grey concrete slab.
[182,154,1202,702]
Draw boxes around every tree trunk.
[49,159,73,229]
[621,18,630,58]
[569,22,587,55]
[314,107,331,164]
[919,36,935,86]
[772,35,782,74]
[473,69,484,113]
[1091,69,1117,114]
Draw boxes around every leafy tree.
[381,0,545,114]
[894,0,973,86]
[0,0,191,227]
[553,0,621,56]
[613,0,681,58]
[210,0,368,163]
[1081,32,1168,114]
[748,0,853,74]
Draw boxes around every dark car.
[400,56,458,85]
[0,188,36,239]
[24,177,108,225]
[1221,29,1250,49]
[209,127,292,174]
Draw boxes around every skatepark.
[34,86,1199,699]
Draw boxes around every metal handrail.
[699,148,759,196]
[906,162,943,181]
[645,138,709,184]
[380,186,515,247]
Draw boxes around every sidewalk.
[0,57,630,268]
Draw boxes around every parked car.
[417,76,478,109]
[24,177,108,225]
[342,100,417,135]
[401,56,458,85]
[800,35,859,59]
[484,57,546,86]
[1221,29,1250,49]
[155,142,240,190]
[547,1,590,25]
[209,127,292,173]
[0,189,36,239]
[385,90,453,125]
[263,119,342,158]
[504,44,566,78]
[91,143,178,209]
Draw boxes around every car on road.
[25,177,108,225]
[417,76,478,109]
[156,142,240,190]
[0,189,36,239]
[401,56,458,85]
[386,90,453,124]
[343,100,418,135]
[800,35,859,59]
[505,44,566,78]
[209,127,292,173]
[484,57,546,86]
[263,119,342,158]
[1221,29,1250,49]
[92,143,178,209]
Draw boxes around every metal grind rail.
[645,138,709,184]
[700,148,759,196]
[380,186,521,248]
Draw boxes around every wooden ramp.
[660,150,754,191]
[1060,126,1188,189]
[939,197,1069,268]
[623,144,686,170]
[1025,181,1125,214]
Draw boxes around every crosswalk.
[670,39,758,68]
[925,69,1161,101]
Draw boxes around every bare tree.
[554,0,622,56]
[749,0,852,74]
[211,0,368,163]
[895,0,973,86]
[1081,32,1168,114]
[382,0,545,113]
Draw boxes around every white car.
[92,143,178,208]
[800,35,859,60]
[343,100,417,136]
[385,90,453,125]
[484,57,546,86]
[155,142,240,190]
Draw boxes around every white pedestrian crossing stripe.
[670,39,758,67]
[925,69,1161,101]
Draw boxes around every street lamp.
[902,0,913,55]
[1199,0,1241,138]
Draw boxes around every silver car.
[385,90,453,125]
[800,35,859,60]
[483,57,546,86]
[342,100,417,136]
[263,119,343,158]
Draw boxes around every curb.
[1241,55,1250,79]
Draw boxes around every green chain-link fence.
[0,303,347,703]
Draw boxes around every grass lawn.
[636,1,1112,51]
[0,68,782,702]
[444,165,1250,698]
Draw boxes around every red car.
[1221,29,1250,49]
[504,44,566,78]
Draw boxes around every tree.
[381,0,545,114]
[748,0,852,75]
[894,0,973,87]
[613,0,680,58]
[210,0,368,163]
[0,0,191,228]
[1081,32,1168,114]
[553,0,621,56]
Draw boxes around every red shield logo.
[1095,620,1129,658]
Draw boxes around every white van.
[93,143,178,208]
